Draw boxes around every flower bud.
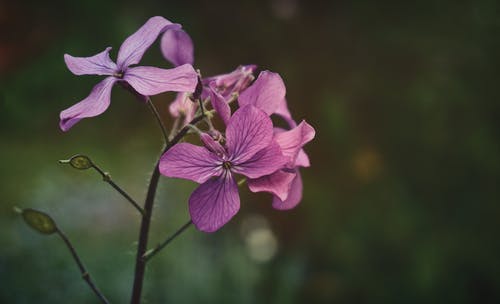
[20,208,57,235]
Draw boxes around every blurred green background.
[1,0,499,303]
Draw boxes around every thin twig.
[142,220,192,262]
[91,165,144,216]
[57,228,110,304]
[147,97,169,144]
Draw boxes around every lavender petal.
[124,64,198,97]
[159,143,223,183]
[189,173,240,232]
[161,28,194,66]
[64,47,116,76]
[59,77,117,131]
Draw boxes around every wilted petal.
[59,77,117,131]
[208,83,231,125]
[226,105,273,163]
[238,71,286,115]
[124,64,198,96]
[272,170,303,210]
[161,28,194,66]
[189,173,240,232]
[295,149,310,167]
[247,169,296,201]
[232,141,288,178]
[117,16,180,68]
[274,120,315,165]
[64,47,116,76]
[159,143,223,183]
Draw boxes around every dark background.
[1,0,499,303]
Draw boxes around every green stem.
[147,97,169,144]
[91,165,144,216]
[57,228,110,304]
[142,220,193,262]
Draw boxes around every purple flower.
[159,105,288,232]
[60,16,198,131]
[247,121,315,210]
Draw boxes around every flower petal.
[232,141,288,178]
[161,28,194,66]
[226,105,273,163]
[189,173,240,232]
[295,149,311,167]
[116,16,180,68]
[59,77,117,131]
[247,169,296,201]
[275,98,296,128]
[274,120,316,165]
[159,143,222,183]
[208,83,231,125]
[124,64,198,96]
[238,71,286,115]
[64,47,116,76]
[272,170,303,210]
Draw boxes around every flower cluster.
[60,16,315,233]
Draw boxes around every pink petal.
[232,141,288,179]
[247,170,296,201]
[59,77,117,131]
[124,64,198,96]
[226,105,274,163]
[159,143,223,183]
[189,173,240,232]
[295,149,311,167]
[275,98,296,128]
[272,170,303,210]
[208,83,231,125]
[161,28,194,66]
[238,71,286,115]
[64,47,116,76]
[116,16,179,68]
[274,120,316,165]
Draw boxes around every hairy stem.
[147,97,169,144]
[92,165,144,216]
[57,229,110,304]
[142,220,192,262]
[130,114,205,304]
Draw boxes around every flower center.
[222,161,232,170]
[113,71,124,78]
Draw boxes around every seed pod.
[21,208,57,235]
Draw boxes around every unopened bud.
[21,208,57,235]
[59,154,94,170]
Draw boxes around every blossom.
[248,121,315,209]
[236,70,316,208]
[60,16,198,131]
[159,105,288,232]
